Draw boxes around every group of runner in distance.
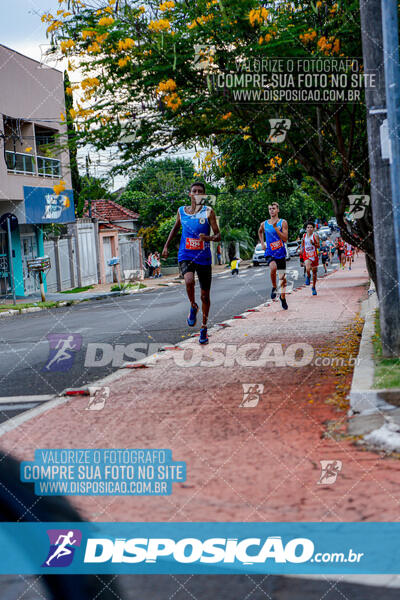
[162,182,355,345]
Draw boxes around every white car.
[287,241,300,257]
[317,227,331,238]
[252,242,290,266]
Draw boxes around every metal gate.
[0,232,9,295]
[76,221,98,286]
[20,234,39,295]
[119,237,142,279]
[103,237,113,283]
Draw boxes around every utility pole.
[360,0,400,356]
[381,1,400,293]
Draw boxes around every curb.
[348,285,400,416]
[347,284,400,449]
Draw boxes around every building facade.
[84,199,140,283]
[0,44,74,298]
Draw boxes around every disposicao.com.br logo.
[43,529,82,567]
[82,536,363,566]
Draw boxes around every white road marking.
[0,395,66,438]
[0,395,54,404]
[0,403,39,411]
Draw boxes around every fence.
[44,219,98,292]
[119,236,144,280]
[44,222,144,291]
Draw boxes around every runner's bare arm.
[258,222,266,250]
[199,208,221,242]
[162,210,181,258]
[314,233,320,249]
[273,219,288,243]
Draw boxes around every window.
[5,150,35,175]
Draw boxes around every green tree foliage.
[63,70,81,210]
[77,175,109,215]
[117,189,150,214]
[47,0,373,273]
[216,174,331,242]
[139,216,177,254]
[117,157,195,226]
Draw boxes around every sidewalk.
[3,257,399,523]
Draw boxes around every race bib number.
[270,239,283,251]
[305,249,316,260]
[185,238,204,251]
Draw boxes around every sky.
[1,1,132,190]
[2,1,61,64]
[1,1,199,191]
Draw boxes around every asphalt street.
[0,257,339,405]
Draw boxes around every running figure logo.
[240,383,264,407]
[317,460,342,485]
[43,333,82,372]
[42,529,82,567]
[280,268,299,294]
[86,386,110,410]
[267,119,291,143]
[347,195,370,220]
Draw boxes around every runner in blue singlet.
[162,182,221,345]
[258,202,289,310]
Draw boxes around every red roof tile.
[84,199,139,222]
[99,222,135,233]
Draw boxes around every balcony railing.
[5,151,61,178]
[37,155,61,177]
[5,150,35,175]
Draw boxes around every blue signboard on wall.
[24,186,75,224]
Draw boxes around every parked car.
[317,226,331,238]
[253,242,290,266]
[328,217,338,231]
[287,241,300,257]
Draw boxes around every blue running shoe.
[312,287,317,296]
[280,295,288,310]
[271,287,277,299]
[187,303,198,327]
[305,275,310,286]
[199,327,209,344]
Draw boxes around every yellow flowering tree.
[45,0,372,262]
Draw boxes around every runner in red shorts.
[301,221,320,296]
[345,242,353,270]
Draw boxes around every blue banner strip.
[0,522,399,574]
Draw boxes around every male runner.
[320,238,330,273]
[345,242,353,270]
[258,202,289,310]
[336,236,345,269]
[162,182,221,345]
[301,221,320,295]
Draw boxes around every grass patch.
[372,309,400,388]
[0,301,58,312]
[110,282,146,292]
[60,285,95,293]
